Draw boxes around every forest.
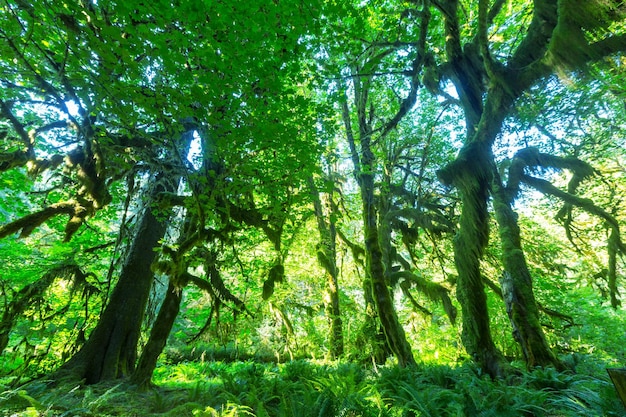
[1,0,626,415]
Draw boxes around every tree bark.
[492,175,564,370]
[340,82,414,366]
[130,280,182,388]
[130,210,203,387]
[608,230,621,309]
[55,173,174,384]
[53,126,195,384]
[360,161,416,367]
[308,177,344,359]
[444,146,508,377]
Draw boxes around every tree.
[312,0,461,367]
[436,0,626,375]
[1,0,323,383]
[309,173,344,359]
[1,0,625,385]
[56,166,180,383]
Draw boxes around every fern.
[81,382,124,411]
[0,388,44,413]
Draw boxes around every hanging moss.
[0,262,94,355]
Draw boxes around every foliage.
[1,358,624,416]
[0,0,625,414]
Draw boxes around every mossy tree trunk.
[308,177,344,359]
[55,173,174,384]
[340,67,416,366]
[440,142,509,377]
[492,175,564,370]
[132,123,244,387]
[55,128,195,384]
[130,210,198,388]
[434,0,568,376]
[130,279,182,388]
[359,266,391,365]
[360,144,416,367]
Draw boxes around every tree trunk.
[131,209,204,387]
[308,177,344,359]
[454,190,507,376]
[441,143,509,378]
[55,174,173,383]
[608,230,621,309]
[130,280,182,388]
[340,74,414,367]
[359,268,390,365]
[325,259,344,360]
[492,177,564,370]
[360,167,416,367]
[53,125,195,384]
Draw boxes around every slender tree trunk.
[55,174,174,383]
[492,176,564,370]
[308,177,344,359]
[360,164,415,367]
[325,257,344,360]
[130,280,182,387]
[340,80,414,366]
[608,230,621,309]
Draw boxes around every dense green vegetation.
[1,0,625,415]
[1,359,624,416]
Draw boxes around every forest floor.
[0,355,624,417]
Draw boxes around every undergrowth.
[0,355,623,416]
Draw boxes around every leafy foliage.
[0,0,625,414]
[2,358,624,416]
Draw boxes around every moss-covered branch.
[506,147,596,198]
[336,228,365,266]
[387,270,457,325]
[522,174,622,234]
[0,262,93,355]
[0,201,91,241]
[384,207,456,235]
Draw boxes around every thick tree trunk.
[492,178,564,370]
[55,174,173,383]
[130,280,182,387]
[53,126,195,384]
[131,211,204,387]
[454,186,508,377]
[359,269,390,364]
[441,143,509,378]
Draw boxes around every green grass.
[1,356,623,416]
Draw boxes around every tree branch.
[521,174,626,253]
[0,201,86,240]
[387,270,457,324]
